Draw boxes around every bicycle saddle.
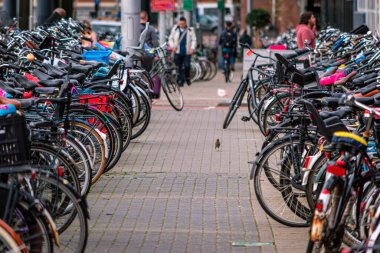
[34,87,57,95]
[32,69,53,80]
[0,81,24,97]
[38,79,64,87]
[320,107,352,120]
[14,74,39,91]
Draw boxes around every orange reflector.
[246,49,254,56]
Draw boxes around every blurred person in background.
[296,11,316,49]
[44,8,66,25]
[219,21,237,71]
[169,17,197,86]
[140,10,159,48]
[239,29,252,59]
[82,20,97,48]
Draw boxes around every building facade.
[354,0,380,32]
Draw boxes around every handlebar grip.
[360,83,378,96]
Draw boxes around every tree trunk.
[253,28,262,48]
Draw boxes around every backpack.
[223,30,235,48]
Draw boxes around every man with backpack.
[219,21,237,72]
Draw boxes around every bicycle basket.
[82,50,111,64]
[0,114,30,167]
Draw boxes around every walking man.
[168,17,197,86]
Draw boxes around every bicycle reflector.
[326,164,346,176]
[246,49,254,56]
[58,166,63,177]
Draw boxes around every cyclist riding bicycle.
[219,21,237,73]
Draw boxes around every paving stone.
[85,72,307,252]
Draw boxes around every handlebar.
[340,94,380,118]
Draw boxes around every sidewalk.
[86,68,308,253]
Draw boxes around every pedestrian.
[239,29,252,58]
[82,20,97,48]
[168,17,197,86]
[44,8,66,25]
[296,11,316,49]
[219,21,237,72]
[140,10,159,48]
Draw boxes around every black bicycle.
[223,43,275,129]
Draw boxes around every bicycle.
[223,43,275,129]
[223,51,233,83]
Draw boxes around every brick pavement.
[85,70,308,253]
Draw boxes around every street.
[85,70,308,253]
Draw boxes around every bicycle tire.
[162,73,184,111]
[24,172,89,253]
[67,121,107,185]
[131,87,151,139]
[222,79,248,129]
[253,135,317,227]
[30,143,81,195]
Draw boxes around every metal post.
[3,0,17,18]
[121,0,141,48]
[16,0,20,27]
[37,0,54,25]
[217,3,224,68]
[184,11,191,25]
[158,11,166,45]
[272,0,276,29]
[247,0,252,35]
[19,0,30,29]
[29,0,33,30]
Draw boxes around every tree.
[246,8,271,48]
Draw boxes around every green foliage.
[246,8,271,29]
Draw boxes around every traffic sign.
[151,0,175,12]
[183,0,193,11]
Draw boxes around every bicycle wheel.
[253,135,318,227]
[131,87,151,140]
[207,61,217,81]
[11,200,53,253]
[222,79,248,129]
[69,104,116,172]
[22,171,89,253]
[30,142,81,195]
[67,121,106,185]
[259,92,291,136]
[0,219,27,253]
[305,153,326,209]
[102,114,123,172]
[307,181,344,253]
[64,136,93,196]
[162,73,184,111]
[224,65,230,83]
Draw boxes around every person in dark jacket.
[239,30,252,58]
[140,11,159,48]
[219,21,237,71]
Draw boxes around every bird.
[215,139,221,151]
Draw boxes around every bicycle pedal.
[241,116,250,122]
